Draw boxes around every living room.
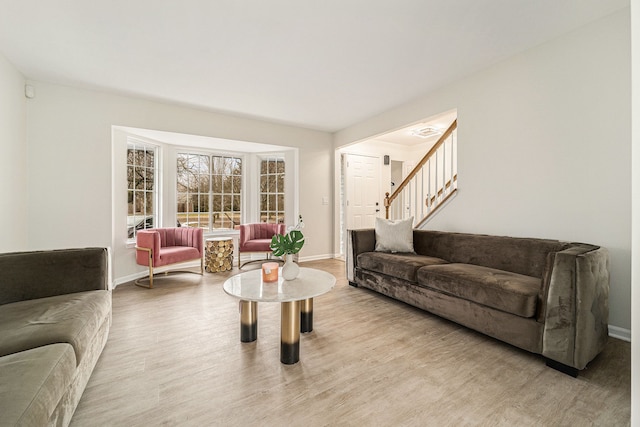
[0,1,638,425]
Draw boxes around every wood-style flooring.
[71,259,631,426]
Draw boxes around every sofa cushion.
[416,263,540,318]
[0,343,76,427]
[0,290,111,365]
[358,252,448,282]
[413,230,573,278]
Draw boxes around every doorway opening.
[336,108,457,258]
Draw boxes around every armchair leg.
[134,248,154,289]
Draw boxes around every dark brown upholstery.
[347,228,610,372]
[357,252,448,283]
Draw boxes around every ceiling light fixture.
[410,126,442,139]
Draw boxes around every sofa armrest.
[0,247,110,305]
[346,228,375,282]
[542,244,609,370]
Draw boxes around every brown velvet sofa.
[0,248,111,426]
[346,229,609,376]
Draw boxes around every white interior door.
[345,154,380,230]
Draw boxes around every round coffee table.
[223,267,336,364]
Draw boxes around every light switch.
[322,196,329,205]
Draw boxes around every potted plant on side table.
[270,215,305,280]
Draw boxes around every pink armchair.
[238,223,286,268]
[135,227,204,288]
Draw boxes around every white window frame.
[126,138,159,242]
[259,155,286,224]
[176,150,245,232]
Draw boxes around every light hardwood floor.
[72,259,630,426]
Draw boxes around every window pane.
[198,195,209,213]
[177,193,187,212]
[276,173,284,191]
[127,166,134,190]
[134,150,144,166]
[212,176,222,193]
[199,175,210,193]
[199,155,210,175]
[212,156,223,175]
[145,169,154,191]
[134,192,144,214]
[232,176,241,193]
[145,191,154,215]
[189,172,199,191]
[212,194,221,211]
[259,157,284,224]
[233,157,242,175]
[145,150,154,168]
[128,191,134,214]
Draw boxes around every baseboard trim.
[114,272,147,288]
[298,253,335,262]
[608,325,631,342]
[114,260,201,288]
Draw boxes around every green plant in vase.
[270,215,304,280]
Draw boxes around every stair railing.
[384,119,457,226]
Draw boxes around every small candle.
[261,262,279,282]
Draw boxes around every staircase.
[384,119,457,227]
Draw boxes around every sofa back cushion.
[413,230,572,278]
[0,248,109,305]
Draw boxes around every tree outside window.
[127,142,157,239]
[260,158,285,223]
[177,153,242,230]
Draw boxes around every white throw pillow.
[374,217,415,253]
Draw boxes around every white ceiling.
[372,109,458,147]
[0,1,628,132]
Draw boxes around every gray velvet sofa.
[346,229,609,376]
[0,248,112,426]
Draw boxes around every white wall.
[25,82,333,282]
[0,53,27,252]
[335,9,632,332]
[630,0,638,422]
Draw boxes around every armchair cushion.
[239,223,286,253]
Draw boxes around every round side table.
[205,237,234,272]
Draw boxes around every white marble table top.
[223,267,336,302]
